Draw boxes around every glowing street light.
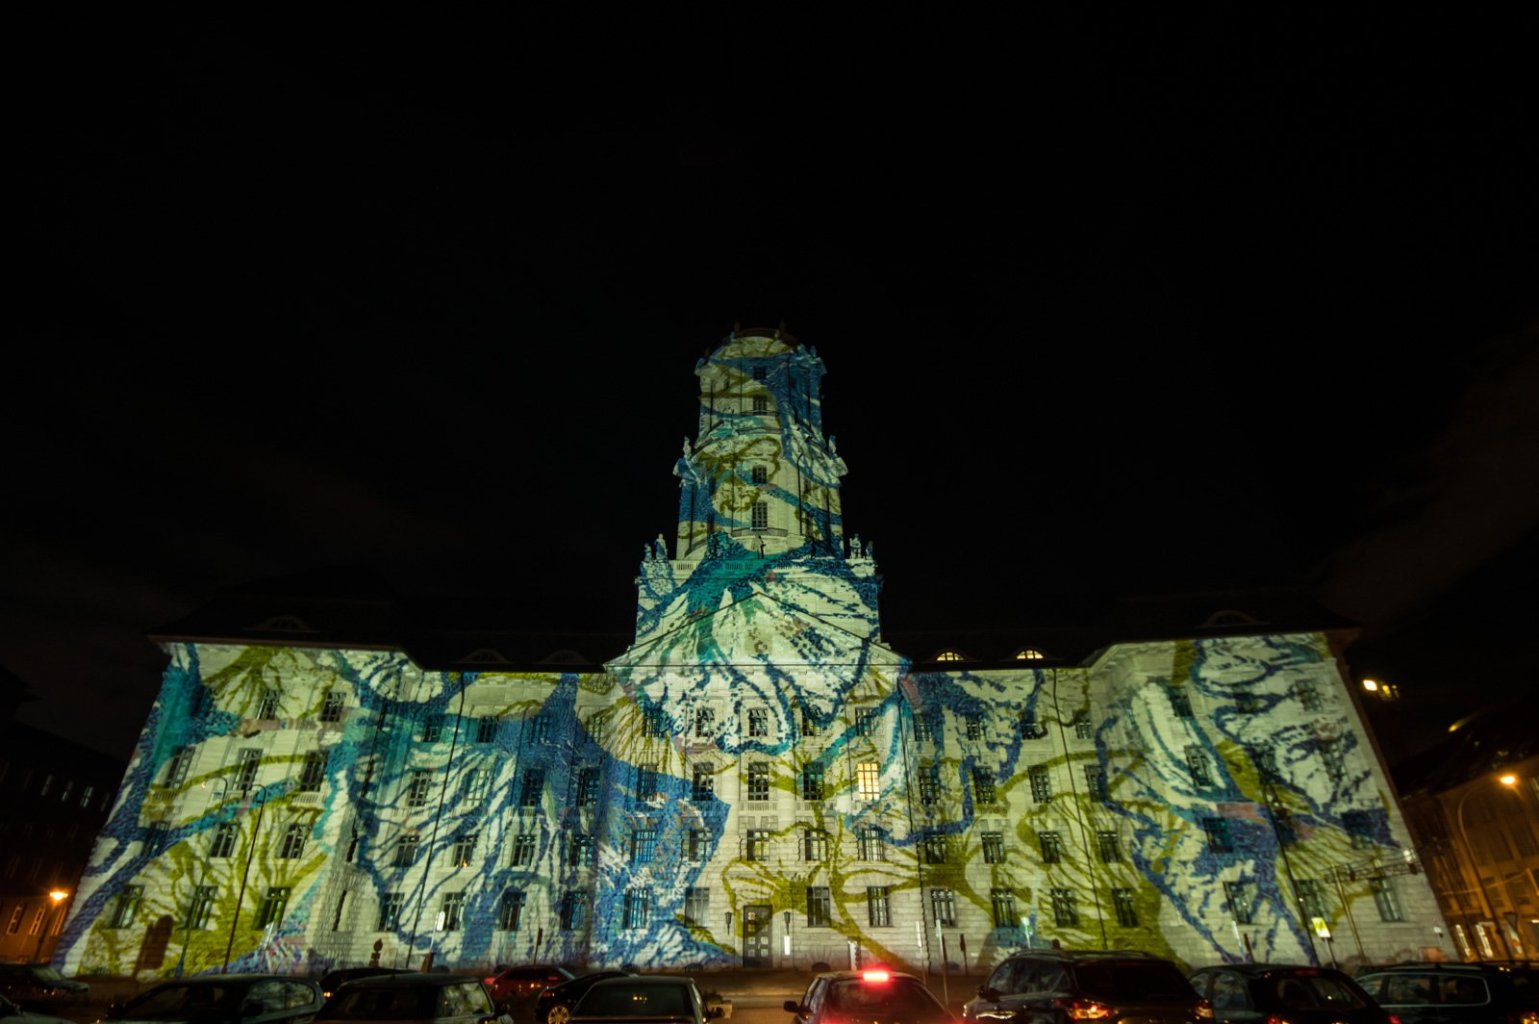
[33,890,70,962]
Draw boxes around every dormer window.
[1014,648,1046,661]
[934,650,967,663]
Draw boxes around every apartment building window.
[751,502,769,530]
[1296,879,1326,919]
[1029,765,1051,802]
[800,707,819,737]
[255,887,290,929]
[407,770,432,808]
[747,762,770,801]
[994,888,1020,928]
[635,761,660,801]
[475,716,499,743]
[257,690,280,720]
[1021,710,1045,738]
[630,828,658,864]
[1320,739,1347,784]
[748,708,769,738]
[685,887,710,925]
[1295,680,1323,712]
[520,769,544,807]
[1225,881,1256,924]
[236,749,261,794]
[560,892,588,931]
[278,823,308,859]
[803,828,829,862]
[320,691,345,723]
[378,892,403,931]
[752,366,768,382]
[463,767,490,802]
[1344,809,1377,849]
[164,746,193,787]
[688,829,707,861]
[972,766,996,804]
[527,714,551,744]
[752,395,769,414]
[511,833,535,867]
[439,891,465,931]
[145,821,168,855]
[745,830,770,862]
[1185,746,1213,787]
[931,887,957,927]
[692,765,715,801]
[857,826,885,861]
[3,906,19,935]
[922,834,949,864]
[1039,830,1064,864]
[576,767,600,807]
[1050,887,1078,926]
[857,761,880,800]
[695,708,715,737]
[1371,878,1404,922]
[801,764,824,801]
[1251,745,1279,781]
[1084,765,1109,802]
[1203,817,1233,853]
[109,885,143,928]
[1074,714,1094,740]
[1168,688,1194,718]
[623,889,651,929]
[187,885,217,929]
[965,716,983,740]
[867,886,891,927]
[643,706,667,737]
[421,715,443,743]
[210,821,238,858]
[1097,830,1121,862]
[981,831,1005,864]
[853,708,877,737]
[751,465,768,485]
[293,750,325,792]
[569,833,595,867]
[450,831,477,867]
[1112,888,1138,927]
[394,833,420,867]
[807,886,832,927]
[498,890,525,931]
[919,765,940,806]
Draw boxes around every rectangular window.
[463,767,490,802]
[752,394,769,414]
[803,828,829,862]
[692,765,715,801]
[394,833,420,867]
[511,833,535,867]
[745,829,770,862]
[110,885,143,928]
[695,707,715,737]
[1296,878,1326,919]
[630,828,658,864]
[801,764,824,801]
[867,886,891,927]
[476,716,498,743]
[747,762,770,801]
[981,831,1005,864]
[643,706,667,737]
[622,889,651,929]
[407,770,432,807]
[421,715,443,743]
[255,886,290,929]
[1203,816,1233,853]
[145,821,168,855]
[439,891,465,931]
[685,887,710,925]
[576,767,600,807]
[919,766,940,806]
[1371,878,1404,922]
[1050,887,1077,926]
[807,886,832,927]
[1020,710,1045,738]
[748,708,769,738]
[236,748,261,794]
[751,464,768,485]
[1225,881,1255,924]
[498,890,525,931]
[569,833,595,867]
[1344,809,1377,849]
[210,821,238,858]
[1029,765,1051,802]
[1319,738,1346,783]
[1112,888,1138,927]
[751,502,769,529]
[1074,717,1093,741]
[5,906,21,934]
[965,716,983,740]
[1084,765,1109,801]
[688,829,707,861]
[450,832,477,867]
[1097,830,1121,862]
[931,887,957,927]
[560,892,588,931]
[922,834,948,864]
[857,826,885,861]
[298,751,326,792]
[857,761,880,800]
[853,708,877,737]
[1250,745,1279,781]
[165,746,193,787]
[1185,745,1213,787]
[257,689,279,720]
[752,366,768,382]
[520,769,544,807]
[528,714,551,744]
[378,891,403,931]
[320,691,346,723]
[1039,829,1063,864]
[800,707,819,737]
[994,888,1020,928]
[187,885,217,929]
[1168,688,1193,718]
[278,822,308,859]
[972,766,996,804]
[1295,681,1323,712]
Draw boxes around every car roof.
[150,975,310,985]
[1194,964,1348,976]
[588,976,694,986]
[335,974,482,988]
[815,971,925,982]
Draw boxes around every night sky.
[7,11,1536,767]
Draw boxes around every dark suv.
[1354,962,1538,1024]
[1188,964,1391,1024]
[963,950,1209,1024]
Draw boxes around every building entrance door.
[743,904,773,967]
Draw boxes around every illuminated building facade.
[58,329,1448,978]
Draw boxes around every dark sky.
[7,11,1537,767]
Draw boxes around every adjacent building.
[58,328,1448,978]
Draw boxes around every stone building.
[58,328,1447,978]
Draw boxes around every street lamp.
[1453,772,1519,961]
[176,776,230,978]
[32,890,69,962]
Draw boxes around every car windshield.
[1268,974,1368,1010]
[122,984,240,1018]
[31,967,68,982]
[1072,963,1195,1002]
[826,979,948,1022]
[577,984,691,1018]
[321,986,440,1020]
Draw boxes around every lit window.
[1015,648,1045,660]
[450,832,477,867]
[934,650,965,662]
[857,761,881,800]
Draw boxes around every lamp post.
[32,890,68,963]
[222,787,268,974]
[1453,772,1519,961]
[176,776,229,978]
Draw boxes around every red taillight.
[1387,1016,1402,1024]
[484,978,496,986]
[1059,999,1113,1021]
[1196,999,1214,1022]
[862,970,891,984]
[1264,1015,1285,1024]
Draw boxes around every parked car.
[0,965,90,1012]
[786,968,954,1024]
[1188,964,1392,1024]
[315,973,506,1024]
[484,968,575,1019]
[105,974,323,1024]
[1354,962,1538,1024]
[963,949,1208,1024]
[534,973,634,1024]
[0,993,77,1024]
[570,976,720,1024]
[320,971,412,1002]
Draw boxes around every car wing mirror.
[977,987,995,1000]
[708,1009,725,1019]
[783,1002,803,1014]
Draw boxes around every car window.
[1436,977,1489,1006]
[249,981,286,1014]
[985,962,1016,995]
[1210,972,1249,1012]
[804,978,828,1015]
[326,986,438,1019]
[126,984,238,1016]
[1378,974,1434,1005]
[580,984,690,1017]
[1035,967,1069,996]
[1300,975,1368,1009]
[1072,962,1194,1002]
[466,984,494,1014]
[284,983,317,1010]
[826,979,947,1022]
